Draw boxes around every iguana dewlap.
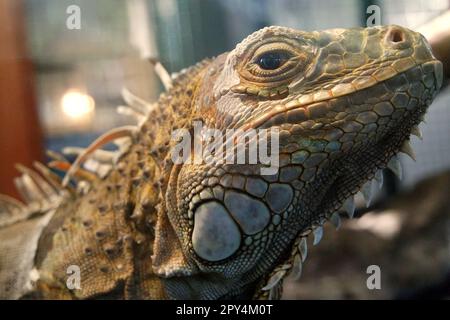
[0,25,443,299]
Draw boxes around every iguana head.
[154,25,442,299]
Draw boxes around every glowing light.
[348,210,403,239]
[61,90,95,119]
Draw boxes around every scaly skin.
[0,25,443,300]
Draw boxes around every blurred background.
[0,0,449,299]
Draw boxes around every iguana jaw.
[317,97,428,223]
[252,59,442,298]
[247,71,441,299]
[251,60,442,223]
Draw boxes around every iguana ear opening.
[151,205,197,277]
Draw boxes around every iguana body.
[0,25,443,299]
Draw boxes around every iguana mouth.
[284,60,442,230]
[247,60,442,131]
[254,94,436,299]
[255,60,442,299]
[320,103,427,223]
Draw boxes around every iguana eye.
[232,38,315,97]
[256,51,290,70]
[237,41,311,89]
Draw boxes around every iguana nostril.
[387,28,405,44]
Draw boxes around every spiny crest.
[0,58,174,225]
[0,160,66,228]
[59,58,175,189]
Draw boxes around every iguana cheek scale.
[0,25,443,300]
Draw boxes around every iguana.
[0,25,443,300]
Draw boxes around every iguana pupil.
[257,51,288,70]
